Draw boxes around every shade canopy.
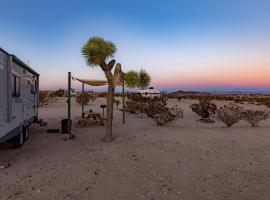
[75,63,124,87]
[76,78,107,86]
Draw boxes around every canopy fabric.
[76,78,108,86]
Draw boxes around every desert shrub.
[153,105,183,126]
[234,98,244,104]
[190,99,217,122]
[241,110,269,127]
[264,101,270,108]
[55,89,66,97]
[76,93,91,105]
[97,92,107,97]
[161,95,168,105]
[126,100,140,113]
[216,103,243,127]
[48,92,57,99]
[126,96,183,126]
[144,102,170,118]
[39,91,49,105]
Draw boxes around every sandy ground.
[1,97,270,200]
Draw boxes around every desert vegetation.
[241,110,269,127]
[216,103,243,127]
[126,94,183,125]
[215,103,269,127]
[124,69,151,90]
[55,89,66,97]
[76,92,97,105]
[81,37,121,141]
[39,91,50,106]
[190,99,217,122]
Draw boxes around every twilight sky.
[0,0,270,92]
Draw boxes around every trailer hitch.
[33,117,47,127]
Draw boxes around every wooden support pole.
[122,83,125,124]
[68,72,71,134]
[82,82,84,116]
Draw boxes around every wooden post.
[122,83,125,124]
[81,82,84,116]
[68,72,71,133]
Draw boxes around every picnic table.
[78,111,105,126]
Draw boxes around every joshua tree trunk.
[103,69,115,142]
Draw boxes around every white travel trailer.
[137,87,161,99]
[0,48,40,148]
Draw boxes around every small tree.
[241,110,269,127]
[124,69,151,90]
[55,89,66,97]
[216,103,243,127]
[138,69,151,89]
[76,93,91,105]
[124,70,140,88]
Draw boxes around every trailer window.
[31,80,36,94]
[12,75,20,97]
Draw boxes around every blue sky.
[0,0,270,92]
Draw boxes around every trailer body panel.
[0,48,39,143]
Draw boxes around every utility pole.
[68,72,71,133]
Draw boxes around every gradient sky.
[0,0,270,92]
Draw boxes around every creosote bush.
[241,110,269,127]
[153,105,183,126]
[216,103,243,127]
[126,94,183,126]
[190,99,217,123]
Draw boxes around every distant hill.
[169,90,210,95]
[209,91,270,95]
[169,89,270,95]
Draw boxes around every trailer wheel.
[23,126,29,142]
[11,127,24,149]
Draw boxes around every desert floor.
[1,97,270,200]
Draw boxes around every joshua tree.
[124,70,140,88]
[138,69,151,89]
[81,36,117,142]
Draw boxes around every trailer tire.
[23,126,29,142]
[11,127,24,149]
